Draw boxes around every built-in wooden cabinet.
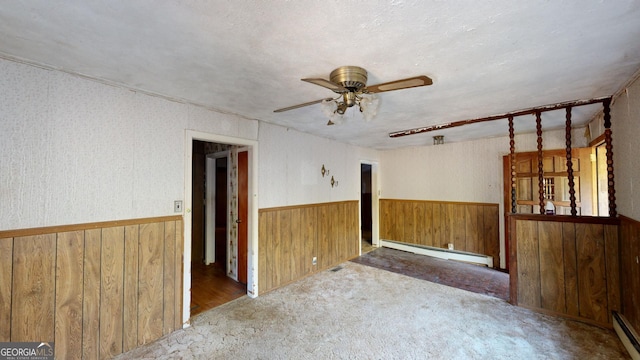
[504,148,593,216]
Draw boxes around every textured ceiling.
[1,1,640,149]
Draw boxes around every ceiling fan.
[274,66,433,124]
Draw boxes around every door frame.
[360,160,380,249]
[183,130,258,326]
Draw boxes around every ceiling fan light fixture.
[274,65,432,126]
[330,66,368,91]
[321,99,346,124]
[336,102,348,115]
[321,98,337,117]
[320,93,379,123]
[359,94,379,122]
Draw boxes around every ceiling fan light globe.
[331,112,345,125]
[362,109,377,122]
[359,94,380,121]
[321,99,337,117]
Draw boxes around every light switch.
[174,200,183,213]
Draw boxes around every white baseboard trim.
[380,239,493,268]
[613,312,640,360]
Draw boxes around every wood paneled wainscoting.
[0,216,183,359]
[509,214,620,328]
[379,199,500,267]
[258,201,359,294]
[619,215,640,332]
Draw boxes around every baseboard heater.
[613,311,640,360]
[380,239,493,268]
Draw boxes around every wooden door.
[237,151,248,284]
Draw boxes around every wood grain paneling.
[290,208,302,282]
[123,225,140,352]
[258,211,270,292]
[451,204,466,251]
[423,203,434,247]
[272,210,285,285]
[138,222,165,345]
[11,234,56,342]
[576,223,608,324]
[0,216,183,360]
[465,206,479,254]
[562,223,579,317]
[620,216,640,332]
[516,220,540,308]
[173,220,184,330]
[317,205,331,269]
[433,203,445,248]
[403,201,415,244]
[538,221,565,313]
[483,206,499,262]
[258,201,359,294]
[163,221,176,336]
[347,201,359,257]
[510,214,620,327]
[101,226,125,358]
[0,237,12,342]
[380,199,500,266]
[83,228,102,359]
[54,231,84,359]
[604,224,620,324]
[279,209,293,284]
[301,205,318,276]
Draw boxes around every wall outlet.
[312,256,317,265]
[174,200,183,213]
[447,243,454,250]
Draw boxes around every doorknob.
[236,219,242,223]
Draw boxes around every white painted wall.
[611,74,640,221]
[0,58,260,230]
[379,126,589,268]
[0,57,378,231]
[257,121,379,208]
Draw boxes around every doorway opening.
[190,141,246,316]
[183,130,258,325]
[360,162,376,254]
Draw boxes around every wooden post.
[536,111,545,214]
[565,107,577,216]
[509,116,516,214]
[603,98,617,217]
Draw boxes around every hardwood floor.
[190,261,246,317]
[361,239,375,254]
[361,230,375,253]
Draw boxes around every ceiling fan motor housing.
[330,66,368,91]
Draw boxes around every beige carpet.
[115,261,629,359]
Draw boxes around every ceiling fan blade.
[301,78,349,93]
[273,98,334,113]
[365,75,433,93]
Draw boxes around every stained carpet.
[351,246,509,301]
[114,261,628,359]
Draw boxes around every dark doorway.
[190,141,246,317]
[191,141,206,265]
[361,163,373,252]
